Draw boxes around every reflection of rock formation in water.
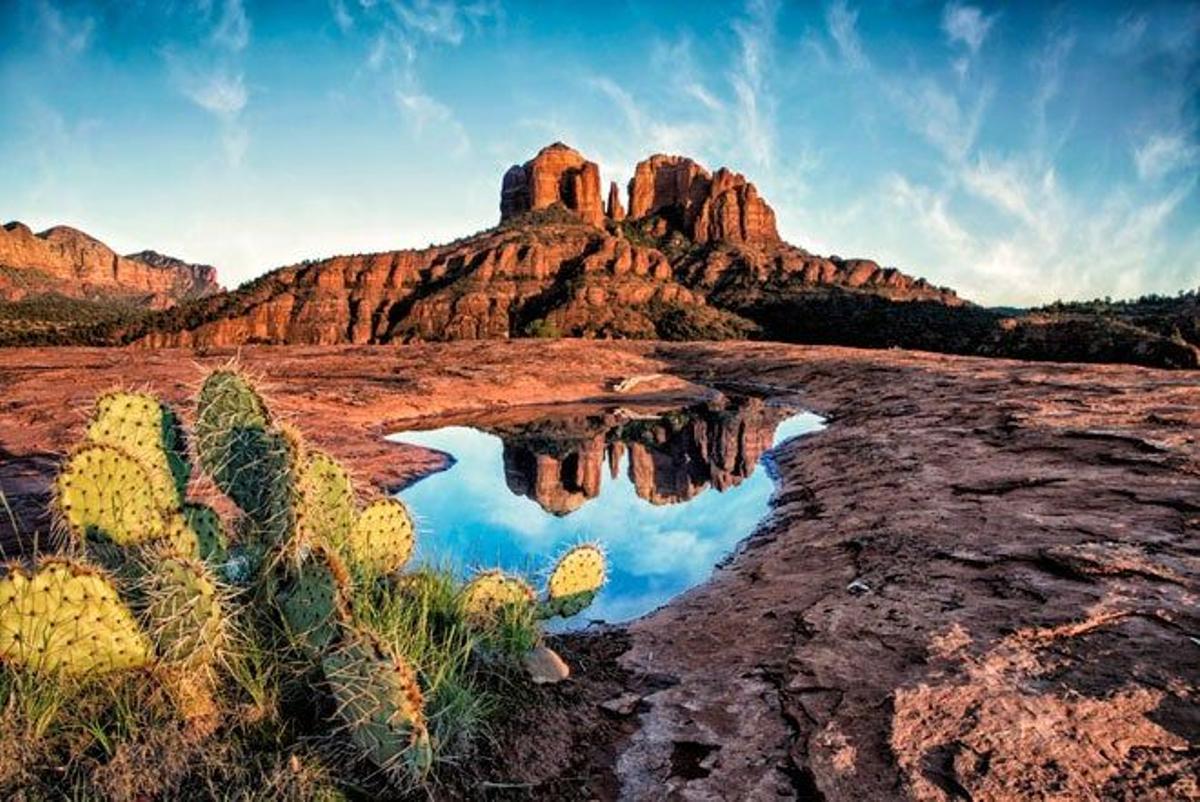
[497,398,790,514]
[502,433,605,515]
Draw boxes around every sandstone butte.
[124,142,958,348]
[0,222,220,308]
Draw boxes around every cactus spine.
[86,391,190,508]
[56,444,166,547]
[322,630,432,780]
[346,498,416,576]
[194,370,295,544]
[296,451,356,549]
[0,558,153,675]
[540,543,607,619]
[462,570,536,626]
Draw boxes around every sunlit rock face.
[495,398,792,513]
[130,141,959,348]
[499,142,605,227]
[627,154,780,244]
[0,222,220,308]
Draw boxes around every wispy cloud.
[941,3,994,55]
[347,1,501,155]
[329,0,354,33]
[1134,132,1200,181]
[163,0,253,166]
[731,0,779,167]
[585,0,782,177]
[826,0,867,70]
[34,0,94,57]
[942,3,995,78]
[212,0,250,52]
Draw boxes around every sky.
[1,0,1197,306]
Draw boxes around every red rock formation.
[627,155,779,243]
[125,142,960,347]
[499,142,605,227]
[607,181,625,221]
[0,222,220,308]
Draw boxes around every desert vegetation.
[0,369,606,799]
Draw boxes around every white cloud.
[731,0,779,167]
[887,77,988,162]
[941,4,994,55]
[392,0,498,46]
[163,0,254,168]
[35,0,94,57]
[394,90,470,155]
[212,0,250,52]
[348,1,502,157]
[184,70,248,117]
[330,0,354,32]
[1032,30,1075,136]
[826,0,867,70]
[1134,132,1200,181]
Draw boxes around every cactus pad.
[0,559,152,675]
[276,546,350,655]
[346,498,415,575]
[322,630,431,779]
[195,371,294,541]
[139,556,224,666]
[56,444,165,546]
[183,502,229,563]
[159,511,202,559]
[543,543,606,618]
[462,570,535,626]
[297,451,356,549]
[86,391,190,508]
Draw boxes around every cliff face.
[628,154,779,244]
[127,142,958,347]
[500,142,605,227]
[0,222,220,308]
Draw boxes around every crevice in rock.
[668,741,717,780]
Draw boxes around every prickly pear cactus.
[55,443,166,546]
[346,498,415,576]
[194,370,295,542]
[542,543,606,619]
[297,451,356,549]
[321,630,432,780]
[139,555,224,667]
[462,570,535,626]
[0,558,153,675]
[183,502,229,563]
[276,545,351,655]
[86,391,190,508]
[157,511,202,560]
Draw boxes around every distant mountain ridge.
[3,142,1196,369]
[0,222,221,308]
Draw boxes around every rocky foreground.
[0,341,1195,800]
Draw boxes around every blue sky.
[1,0,1197,306]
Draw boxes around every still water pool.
[388,398,823,625]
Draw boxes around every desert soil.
[0,341,1196,801]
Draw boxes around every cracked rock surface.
[0,341,1195,800]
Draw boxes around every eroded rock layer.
[0,222,220,308]
[127,142,958,347]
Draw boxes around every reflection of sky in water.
[389,411,823,625]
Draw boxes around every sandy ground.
[0,341,1196,801]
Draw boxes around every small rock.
[847,579,871,595]
[524,645,570,684]
[599,693,642,716]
